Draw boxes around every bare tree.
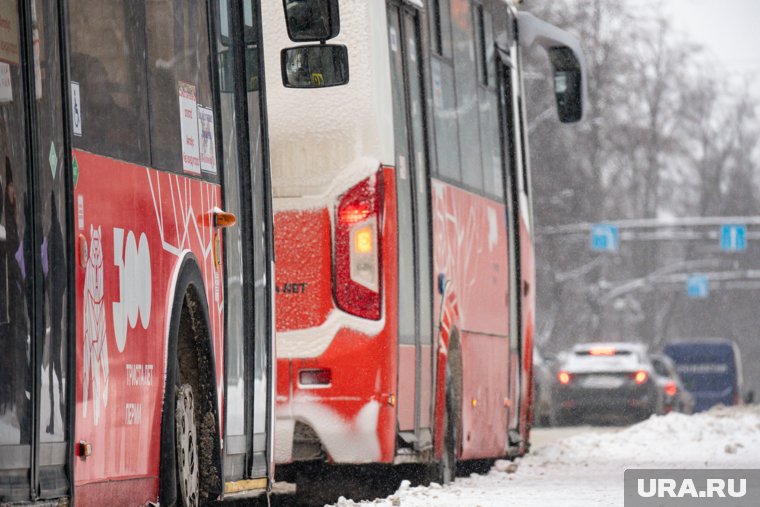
[524,0,760,355]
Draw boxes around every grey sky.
[666,0,760,77]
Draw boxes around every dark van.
[663,339,743,412]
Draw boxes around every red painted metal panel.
[72,150,224,497]
[274,167,399,463]
[459,332,509,460]
[431,180,510,338]
[274,209,333,331]
[430,178,512,461]
[76,477,158,507]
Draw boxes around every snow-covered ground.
[330,405,760,507]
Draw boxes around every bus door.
[513,37,535,447]
[0,0,71,501]
[387,2,434,451]
[496,37,523,447]
[213,0,272,488]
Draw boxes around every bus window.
[146,0,215,176]
[429,0,453,59]
[451,0,482,192]
[68,0,149,166]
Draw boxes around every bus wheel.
[439,374,458,484]
[176,383,199,507]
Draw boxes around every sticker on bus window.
[197,105,217,174]
[0,0,20,65]
[178,81,201,175]
[71,81,82,136]
[0,62,11,102]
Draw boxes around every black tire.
[438,366,458,484]
[159,258,221,507]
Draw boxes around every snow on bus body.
[73,150,224,502]
[262,0,400,465]
[263,1,518,464]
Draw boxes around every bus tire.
[160,258,222,507]
[438,365,458,484]
[176,383,199,507]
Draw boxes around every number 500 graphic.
[112,228,152,353]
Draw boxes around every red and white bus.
[264,0,585,488]
[0,1,348,504]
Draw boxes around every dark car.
[552,342,661,425]
[663,338,743,412]
[649,353,695,415]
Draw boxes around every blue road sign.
[720,224,746,252]
[687,274,709,299]
[590,224,619,252]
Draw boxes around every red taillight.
[634,370,648,384]
[334,173,383,320]
[664,381,677,397]
[299,368,332,386]
[339,204,371,224]
[558,371,571,385]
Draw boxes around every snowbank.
[329,405,760,507]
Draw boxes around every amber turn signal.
[214,211,237,228]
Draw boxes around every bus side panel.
[460,332,509,460]
[431,181,510,338]
[286,322,398,463]
[273,208,333,332]
[519,216,535,449]
[430,179,510,460]
[73,151,224,495]
[274,167,399,464]
[75,478,157,507]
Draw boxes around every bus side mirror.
[283,0,340,42]
[745,390,755,404]
[548,47,582,123]
[517,12,586,123]
[281,44,348,88]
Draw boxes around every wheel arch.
[159,253,223,505]
[434,325,463,461]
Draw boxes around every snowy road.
[327,405,760,507]
[529,424,621,447]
